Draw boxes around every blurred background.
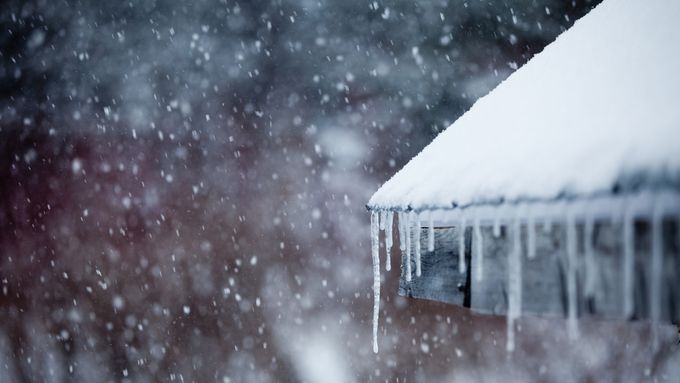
[3,0,678,381]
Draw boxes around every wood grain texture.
[398,227,470,306]
[397,220,679,323]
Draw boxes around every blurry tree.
[3,1,636,382]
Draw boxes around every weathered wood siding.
[398,220,679,323]
[398,227,471,306]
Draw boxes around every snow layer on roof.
[369,0,680,211]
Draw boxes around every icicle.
[405,212,412,282]
[398,212,406,252]
[650,201,663,350]
[458,213,467,273]
[427,211,435,252]
[527,212,536,259]
[513,218,523,316]
[384,211,393,271]
[583,212,596,299]
[370,211,381,353]
[543,215,553,233]
[566,211,579,340]
[622,206,634,318]
[493,209,502,237]
[414,212,422,277]
[506,313,515,353]
[474,214,483,282]
[379,210,386,231]
[506,218,522,352]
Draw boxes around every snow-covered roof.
[369,0,680,211]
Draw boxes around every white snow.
[368,0,680,211]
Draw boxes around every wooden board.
[398,227,470,306]
[397,221,680,323]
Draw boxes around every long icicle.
[474,214,483,282]
[584,212,596,299]
[493,208,502,238]
[398,212,406,252]
[543,202,555,233]
[405,211,412,282]
[458,213,467,273]
[414,212,422,277]
[566,210,579,340]
[506,312,515,353]
[398,211,406,278]
[385,211,393,271]
[428,211,435,252]
[506,218,522,352]
[370,211,381,353]
[543,214,553,233]
[650,201,663,350]
[527,210,536,259]
[622,204,635,318]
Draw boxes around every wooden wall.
[397,221,680,323]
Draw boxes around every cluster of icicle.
[370,209,441,353]
[369,190,680,354]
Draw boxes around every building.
[367,0,680,353]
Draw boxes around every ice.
[583,212,596,299]
[506,218,522,352]
[527,212,536,259]
[542,215,553,233]
[398,211,406,252]
[474,215,483,282]
[379,211,386,231]
[622,206,634,318]
[414,212,422,277]
[365,191,680,357]
[650,201,663,350]
[370,211,381,353]
[427,211,435,252]
[566,211,579,340]
[384,211,393,271]
[405,212,412,282]
[458,214,467,273]
[512,219,523,315]
[493,210,502,238]
[506,315,516,353]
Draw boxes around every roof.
[368,0,680,211]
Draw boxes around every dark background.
[5,1,676,382]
